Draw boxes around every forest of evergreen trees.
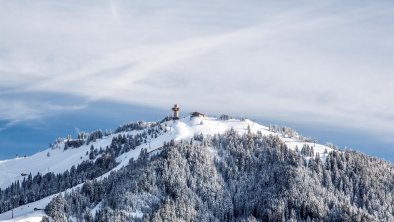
[42,130,394,222]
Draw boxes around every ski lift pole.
[11,201,13,219]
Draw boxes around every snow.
[0,194,50,222]
[91,202,102,217]
[0,136,109,189]
[0,129,145,189]
[171,117,272,139]
[0,115,335,221]
[283,138,332,161]
[0,212,46,222]
[0,182,84,222]
[131,210,143,218]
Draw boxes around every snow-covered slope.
[0,116,334,221]
[0,129,144,189]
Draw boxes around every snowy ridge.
[0,115,334,221]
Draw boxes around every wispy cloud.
[0,0,393,140]
[0,100,42,129]
[0,94,89,131]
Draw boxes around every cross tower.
[172,104,180,120]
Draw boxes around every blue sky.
[0,0,393,162]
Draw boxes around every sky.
[0,0,393,162]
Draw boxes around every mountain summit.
[0,114,393,221]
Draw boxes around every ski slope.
[0,116,334,221]
[0,130,144,189]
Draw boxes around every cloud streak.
[0,98,89,131]
[0,0,394,141]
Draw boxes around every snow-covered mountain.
[0,116,332,190]
[0,115,392,222]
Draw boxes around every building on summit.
[191,112,205,118]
